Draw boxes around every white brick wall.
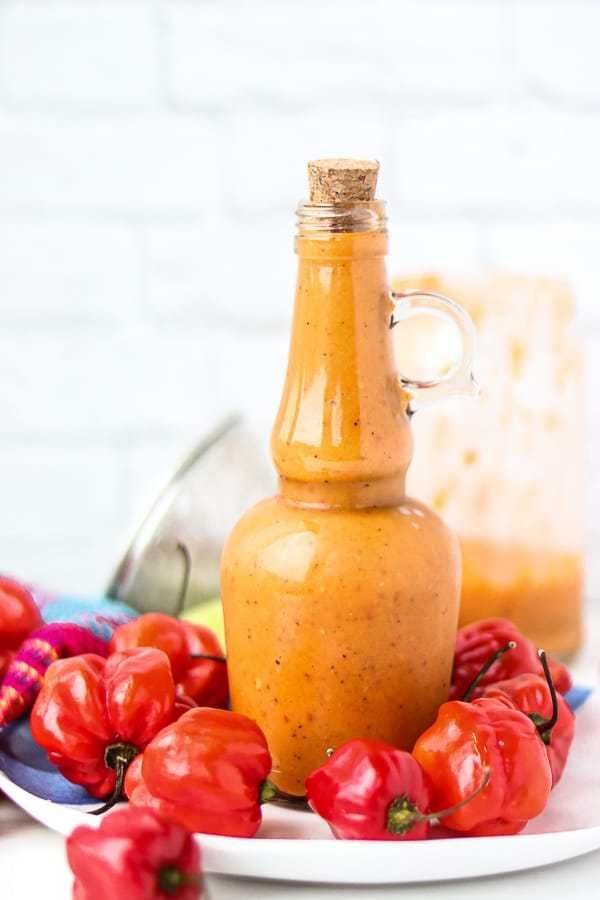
[0,0,598,603]
[143,216,295,328]
[516,1,600,103]
[0,3,160,109]
[0,113,220,215]
[166,1,509,107]
[0,223,143,324]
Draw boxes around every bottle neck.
[271,206,412,509]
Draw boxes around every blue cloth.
[42,596,137,641]
[0,594,137,803]
[565,683,592,711]
[0,719,91,804]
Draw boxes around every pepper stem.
[90,743,139,816]
[461,641,517,702]
[158,865,203,895]
[387,767,491,835]
[532,649,559,744]
[259,779,279,804]
[190,653,227,664]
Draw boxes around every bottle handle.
[390,289,478,410]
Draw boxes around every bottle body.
[221,495,460,796]
[222,204,461,795]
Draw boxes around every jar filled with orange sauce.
[394,273,584,658]
[221,160,477,796]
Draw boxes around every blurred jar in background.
[393,273,584,657]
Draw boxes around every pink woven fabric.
[0,623,108,727]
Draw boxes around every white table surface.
[1,614,599,900]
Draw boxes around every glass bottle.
[221,160,475,796]
[394,273,584,657]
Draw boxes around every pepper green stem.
[90,742,139,816]
[387,767,492,835]
[158,865,203,895]
[461,642,517,702]
[259,779,279,804]
[532,649,559,744]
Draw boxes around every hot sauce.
[221,161,463,796]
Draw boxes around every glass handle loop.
[390,289,478,410]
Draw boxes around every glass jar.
[393,273,584,657]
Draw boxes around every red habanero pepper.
[178,621,228,709]
[413,696,552,836]
[481,651,575,786]
[126,707,275,837]
[0,576,42,651]
[110,613,191,680]
[67,805,203,900]
[30,648,177,810]
[110,614,228,708]
[306,739,491,841]
[174,692,198,718]
[0,651,12,680]
[450,618,572,700]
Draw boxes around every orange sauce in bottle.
[221,160,461,795]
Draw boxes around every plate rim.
[3,769,600,885]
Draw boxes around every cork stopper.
[308,158,379,204]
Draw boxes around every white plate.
[2,690,600,885]
[2,771,600,884]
